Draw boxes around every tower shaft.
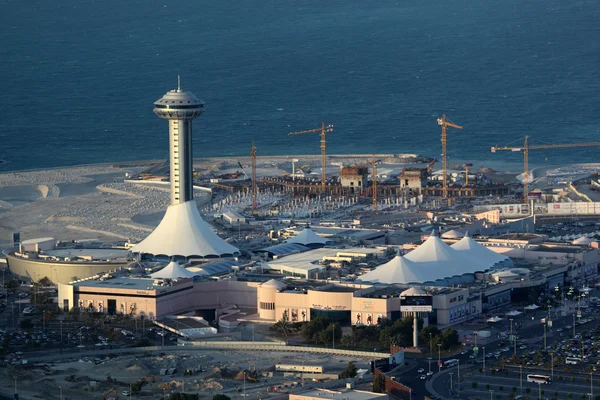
[169,119,194,205]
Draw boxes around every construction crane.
[367,157,382,211]
[491,136,600,202]
[289,121,334,193]
[237,161,249,180]
[437,114,463,197]
[464,163,473,186]
[250,141,257,212]
[100,388,118,399]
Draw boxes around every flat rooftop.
[293,389,387,400]
[72,277,181,290]
[44,248,129,260]
[315,285,358,293]
[268,247,385,271]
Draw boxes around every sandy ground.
[0,165,212,247]
[1,349,369,399]
[0,154,433,247]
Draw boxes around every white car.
[417,368,425,373]
[427,371,434,376]
[420,375,427,380]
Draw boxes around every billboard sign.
[400,295,433,312]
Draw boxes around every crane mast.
[437,114,463,197]
[367,157,382,211]
[289,121,334,193]
[250,141,257,212]
[491,136,600,203]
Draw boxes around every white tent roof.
[524,304,540,310]
[451,232,510,267]
[149,261,198,279]
[441,229,465,239]
[572,236,592,245]
[131,201,239,258]
[284,228,331,247]
[358,231,506,285]
[505,310,523,316]
[487,316,504,323]
[404,231,483,276]
[357,256,430,284]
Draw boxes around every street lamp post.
[591,372,594,398]
[489,389,494,400]
[543,322,547,348]
[429,333,433,359]
[520,365,523,394]
[510,318,513,335]
[59,386,63,400]
[551,353,554,378]
[538,383,542,400]
[483,346,486,374]
[449,372,453,395]
[437,343,442,372]
[428,357,432,374]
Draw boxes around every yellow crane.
[437,114,463,197]
[491,136,600,202]
[250,140,257,212]
[464,163,473,186]
[289,121,334,193]
[367,157,382,211]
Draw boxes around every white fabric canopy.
[357,255,430,284]
[441,229,465,239]
[149,261,198,279]
[284,228,331,247]
[572,236,591,245]
[404,231,484,276]
[487,316,504,323]
[505,310,523,316]
[358,230,494,284]
[131,201,239,258]
[451,231,510,268]
[524,304,540,310]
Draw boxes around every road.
[425,307,599,399]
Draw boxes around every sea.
[1,0,599,173]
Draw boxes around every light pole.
[510,318,513,335]
[437,343,442,372]
[449,372,453,395]
[428,357,432,374]
[429,333,433,359]
[520,365,523,394]
[60,319,63,354]
[591,372,594,398]
[573,313,576,337]
[483,346,486,374]
[513,332,517,357]
[457,359,460,391]
[543,322,547,348]
[538,383,542,400]
[59,386,63,400]
[14,377,17,396]
[551,353,554,378]
[489,389,494,400]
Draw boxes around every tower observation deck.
[131,79,238,259]
[153,78,204,205]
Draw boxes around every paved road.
[426,306,598,399]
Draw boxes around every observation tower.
[153,76,204,205]
[131,79,239,259]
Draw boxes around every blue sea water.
[0,0,599,172]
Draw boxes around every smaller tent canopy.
[441,229,465,239]
[487,316,504,323]
[284,228,332,248]
[260,279,287,291]
[505,310,522,316]
[149,261,198,279]
[572,236,592,245]
[451,231,511,268]
[357,255,427,284]
[524,304,540,310]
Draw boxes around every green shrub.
[472,382,478,389]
